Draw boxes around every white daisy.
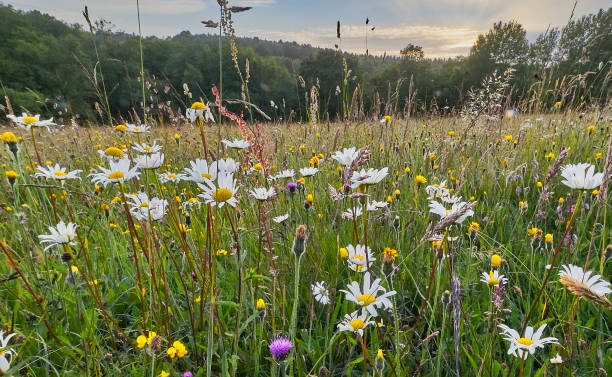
[273,213,289,223]
[429,199,474,224]
[367,200,388,211]
[158,172,181,183]
[89,158,140,187]
[7,113,57,131]
[497,323,558,360]
[342,207,363,220]
[222,138,250,149]
[311,281,330,305]
[211,158,240,176]
[345,244,375,272]
[550,354,563,364]
[560,163,603,190]
[198,172,238,208]
[38,221,78,251]
[559,264,612,297]
[340,272,396,317]
[181,159,214,183]
[299,167,319,177]
[132,141,162,154]
[250,187,276,201]
[134,152,164,169]
[331,147,359,166]
[35,164,82,182]
[350,167,389,189]
[186,104,215,123]
[425,181,450,200]
[270,169,295,181]
[0,330,16,373]
[125,192,168,221]
[125,123,150,133]
[337,310,375,336]
[480,270,507,286]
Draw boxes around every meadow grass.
[0,111,611,377]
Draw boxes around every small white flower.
[211,158,240,176]
[367,200,388,211]
[270,169,295,181]
[340,272,396,317]
[299,167,319,177]
[331,147,359,166]
[0,330,16,373]
[345,244,375,272]
[7,113,57,131]
[181,159,214,183]
[560,163,603,190]
[429,199,473,224]
[222,138,250,149]
[134,152,164,169]
[350,167,388,189]
[132,141,162,154]
[125,192,168,221]
[158,172,181,183]
[273,213,289,223]
[250,187,276,201]
[198,172,238,208]
[35,164,82,183]
[125,123,150,133]
[480,270,506,286]
[342,206,363,220]
[311,281,330,305]
[497,323,558,360]
[550,353,563,364]
[38,221,78,252]
[89,158,140,187]
[337,310,374,336]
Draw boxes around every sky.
[4,0,610,58]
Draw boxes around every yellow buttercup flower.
[414,175,427,184]
[256,298,266,310]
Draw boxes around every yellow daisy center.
[349,319,365,331]
[517,337,533,346]
[191,102,206,110]
[212,188,232,202]
[23,116,38,124]
[144,146,151,151]
[54,171,67,176]
[488,278,499,285]
[358,294,376,306]
[201,173,211,179]
[108,171,124,180]
[168,174,177,179]
[140,202,149,208]
[105,147,125,158]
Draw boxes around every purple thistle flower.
[287,182,297,193]
[269,336,292,361]
[183,373,193,377]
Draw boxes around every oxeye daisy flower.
[343,244,375,272]
[35,164,82,183]
[89,158,140,187]
[222,138,250,149]
[7,113,57,131]
[340,272,396,317]
[132,141,162,154]
[269,336,292,361]
[38,221,78,251]
[0,330,16,373]
[269,169,295,181]
[428,199,474,224]
[198,172,238,208]
[560,163,603,190]
[125,123,149,133]
[134,152,164,169]
[341,206,363,220]
[272,213,289,223]
[559,264,612,309]
[158,172,181,183]
[350,167,389,189]
[299,167,318,177]
[497,323,558,360]
[367,200,388,211]
[181,159,214,183]
[550,354,563,364]
[480,270,506,286]
[425,180,451,200]
[125,192,168,221]
[311,281,330,304]
[337,310,375,336]
[210,158,240,176]
[186,101,215,123]
[331,147,359,166]
[250,187,276,201]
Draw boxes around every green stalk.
[289,252,302,377]
[136,0,147,122]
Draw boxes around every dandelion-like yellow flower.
[491,254,501,268]
[414,175,427,184]
[191,101,206,110]
[256,298,266,310]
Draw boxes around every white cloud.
[229,0,275,6]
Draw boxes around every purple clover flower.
[269,336,292,361]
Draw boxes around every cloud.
[229,0,275,6]
[247,24,483,58]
